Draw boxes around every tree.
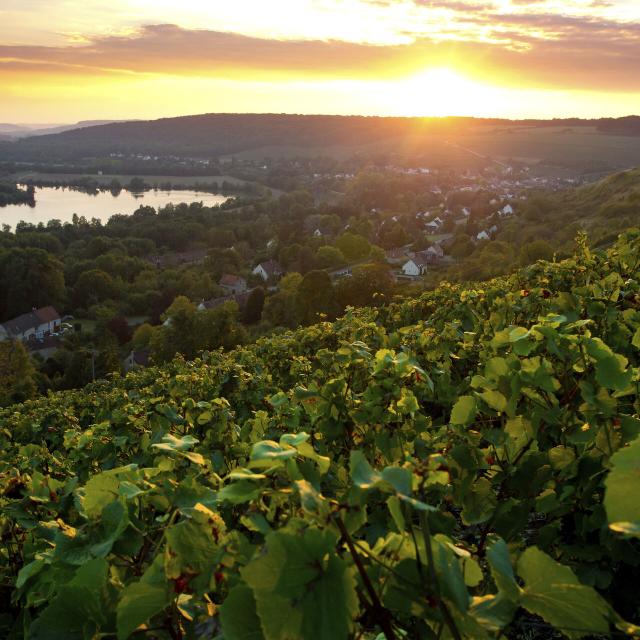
[279,272,303,295]
[296,270,337,325]
[519,239,554,265]
[0,248,65,320]
[105,316,132,345]
[336,263,395,310]
[315,246,346,269]
[263,291,300,329]
[243,287,265,324]
[335,233,371,263]
[131,323,154,349]
[72,269,119,309]
[0,341,37,406]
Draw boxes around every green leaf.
[605,435,640,528]
[117,557,171,640]
[219,584,265,640]
[381,466,412,496]
[164,515,220,581]
[461,477,496,525]
[80,465,139,519]
[517,547,611,639]
[249,440,297,467]
[397,388,419,414]
[608,521,640,538]
[218,481,263,504]
[29,559,114,639]
[486,538,520,600]
[152,433,199,452]
[585,338,632,391]
[479,390,507,413]
[386,496,405,532]
[243,527,358,640]
[451,395,477,426]
[350,450,381,490]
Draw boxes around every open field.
[450,126,640,171]
[224,126,640,175]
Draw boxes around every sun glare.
[398,68,495,117]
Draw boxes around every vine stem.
[334,515,397,640]
[418,510,463,640]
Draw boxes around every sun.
[397,67,497,117]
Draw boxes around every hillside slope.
[497,168,640,252]
[2,113,640,164]
[1,232,640,638]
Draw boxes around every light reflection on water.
[0,186,231,229]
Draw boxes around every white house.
[462,207,471,217]
[1,306,61,342]
[477,230,490,241]
[252,259,284,282]
[500,204,514,217]
[402,254,429,276]
[425,216,444,231]
[123,349,150,372]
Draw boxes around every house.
[198,289,254,312]
[123,349,150,372]
[252,259,283,282]
[477,230,490,241]
[329,265,353,279]
[425,216,443,231]
[402,254,429,277]
[462,207,471,217]
[219,274,247,295]
[500,204,514,216]
[424,244,444,261]
[385,247,410,265]
[1,306,61,342]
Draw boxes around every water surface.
[0,186,231,229]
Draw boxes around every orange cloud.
[0,21,639,92]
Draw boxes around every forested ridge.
[2,113,639,162]
[1,230,640,638]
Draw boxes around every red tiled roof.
[219,274,245,287]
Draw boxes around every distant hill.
[0,120,127,140]
[597,116,640,136]
[1,113,640,171]
[0,124,34,136]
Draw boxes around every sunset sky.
[1,0,639,123]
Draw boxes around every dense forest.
[0,183,34,207]
[1,230,639,638]
[2,113,640,162]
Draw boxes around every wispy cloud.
[1,19,638,92]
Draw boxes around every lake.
[0,186,231,229]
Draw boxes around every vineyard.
[1,231,640,639]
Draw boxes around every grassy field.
[222,125,640,175]
[449,125,640,171]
